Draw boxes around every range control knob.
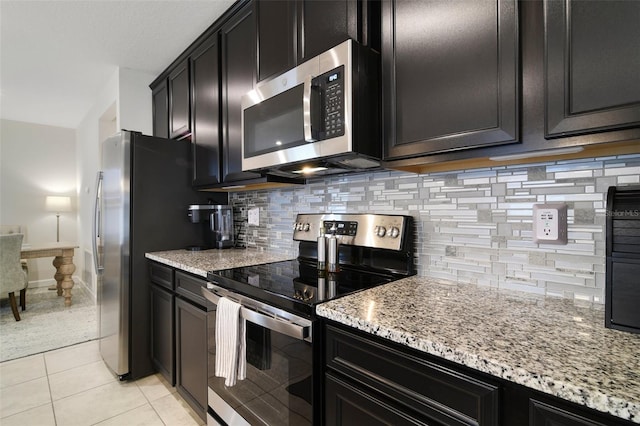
[293,223,299,231]
[374,226,386,237]
[303,223,310,232]
[389,227,400,238]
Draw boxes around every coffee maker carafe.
[188,205,235,249]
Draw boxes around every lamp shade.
[45,196,72,213]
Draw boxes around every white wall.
[75,67,154,297]
[0,119,78,284]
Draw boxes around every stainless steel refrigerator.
[93,130,226,380]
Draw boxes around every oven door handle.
[201,285,312,342]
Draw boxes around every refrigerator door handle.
[93,171,104,274]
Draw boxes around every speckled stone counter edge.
[316,279,640,424]
[146,249,639,423]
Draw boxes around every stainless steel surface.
[303,74,314,142]
[327,235,338,272]
[241,39,353,171]
[293,213,410,251]
[201,284,312,342]
[92,171,103,274]
[99,131,130,377]
[208,388,250,426]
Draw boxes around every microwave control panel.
[313,65,345,140]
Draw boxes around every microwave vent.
[336,157,380,169]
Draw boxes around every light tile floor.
[0,340,205,425]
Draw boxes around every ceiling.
[0,0,234,129]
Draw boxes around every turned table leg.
[52,254,76,306]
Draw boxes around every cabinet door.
[297,0,359,63]
[545,0,640,138]
[152,80,169,138]
[220,3,262,183]
[255,0,296,82]
[175,297,207,421]
[150,284,174,385]
[530,400,608,426]
[325,373,427,426]
[168,59,191,139]
[191,35,222,187]
[382,0,519,159]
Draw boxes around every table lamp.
[45,196,72,242]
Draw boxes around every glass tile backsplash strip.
[230,154,640,303]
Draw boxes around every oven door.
[203,284,314,426]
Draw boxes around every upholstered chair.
[1,234,29,321]
[0,225,28,274]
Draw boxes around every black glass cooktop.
[207,259,395,317]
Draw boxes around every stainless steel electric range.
[201,213,415,426]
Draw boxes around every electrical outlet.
[248,208,259,226]
[533,203,568,244]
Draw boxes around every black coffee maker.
[188,204,235,249]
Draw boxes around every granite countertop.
[147,249,639,423]
[316,276,640,424]
[145,248,293,278]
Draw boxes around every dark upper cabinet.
[220,3,262,183]
[168,59,191,139]
[255,0,374,83]
[255,0,295,82]
[382,0,519,160]
[190,35,222,187]
[152,79,168,138]
[544,0,640,138]
[297,0,360,63]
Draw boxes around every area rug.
[0,285,98,362]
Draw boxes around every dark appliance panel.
[606,185,640,334]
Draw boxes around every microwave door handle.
[303,76,316,142]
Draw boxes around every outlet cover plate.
[533,203,567,244]
[248,207,260,226]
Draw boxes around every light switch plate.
[533,203,567,244]
[248,207,260,226]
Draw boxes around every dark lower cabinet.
[323,321,636,426]
[150,284,174,385]
[324,323,500,426]
[544,0,640,138]
[325,373,426,426]
[530,400,608,426]
[175,297,208,422]
[148,261,208,422]
[149,262,174,385]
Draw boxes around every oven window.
[243,85,306,158]
[208,317,313,425]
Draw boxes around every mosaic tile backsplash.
[230,154,640,303]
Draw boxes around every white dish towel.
[215,297,246,387]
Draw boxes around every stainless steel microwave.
[241,39,380,177]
